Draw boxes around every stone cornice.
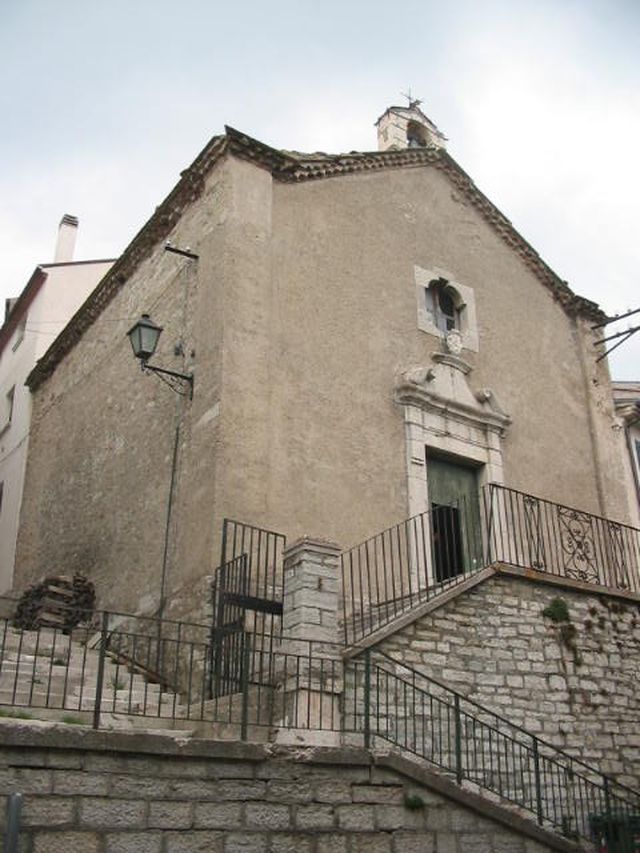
[396,381,512,436]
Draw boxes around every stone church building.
[13,102,635,621]
[6,104,640,847]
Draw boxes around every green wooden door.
[427,456,482,581]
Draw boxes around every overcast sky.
[1,0,638,378]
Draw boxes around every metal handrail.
[346,651,640,842]
[370,649,640,802]
[341,484,640,645]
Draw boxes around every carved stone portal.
[396,353,511,518]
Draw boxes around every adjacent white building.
[0,216,115,592]
[614,380,640,520]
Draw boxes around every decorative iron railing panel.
[486,485,640,593]
[341,485,640,646]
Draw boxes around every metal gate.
[210,520,285,697]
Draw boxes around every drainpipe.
[3,792,23,853]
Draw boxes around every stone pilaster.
[282,537,341,641]
[276,537,343,745]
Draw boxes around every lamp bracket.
[142,361,194,399]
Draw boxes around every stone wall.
[0,723,582,852]
[14,155,232,622]
[373,570,640,789]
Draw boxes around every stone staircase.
[0,623,280,739]
[0,624,190,730]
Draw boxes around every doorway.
[426,454,483,583]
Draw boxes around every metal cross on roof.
[401,88,423,110]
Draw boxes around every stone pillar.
[276,537,343,745]
[282,537,341,641]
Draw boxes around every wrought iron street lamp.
[127,313,193,398]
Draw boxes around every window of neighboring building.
[1,386,15,432]
[11,315,26,351]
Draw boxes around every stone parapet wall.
[373,570,640,788]
[0,723,581,852]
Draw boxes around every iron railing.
[341,494,489,645]
[0,601,638,845]
[210,519,286,697]
[213,519,286,632]
[0,604,341,736]
[486,484,640,593]
[345,650,640,843]
[341,484,640,645]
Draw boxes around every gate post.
[282,538,341,641]
[276,537,342,745]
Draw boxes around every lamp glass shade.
[127,313,163,361]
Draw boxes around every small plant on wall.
[542,597,582,666]
[542,598,570,624]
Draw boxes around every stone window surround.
[415,264,479,353]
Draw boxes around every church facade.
[13,104,635,622]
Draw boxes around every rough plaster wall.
[14,160,231,621]
[0,732,565,853]
[571,314,635,524]
[375,575,640,788]
[213,158,278,537]
[263,167,631,549]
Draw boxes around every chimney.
[54,214,79,263]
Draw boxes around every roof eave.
[26,126,606,390]
[0,266,48,353]
[27,134,229,391]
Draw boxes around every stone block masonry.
[0,723,582,852]
[282,537,341,641]
[374,570,640,789]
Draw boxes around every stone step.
[0,671,164,697]
[0,624,231,731]
[98,714,193,732]
[0,686,180,709]
[0,704,195,733]
[74,701,181,717]
[0,660,165,684]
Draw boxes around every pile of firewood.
[13,574,96,632]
